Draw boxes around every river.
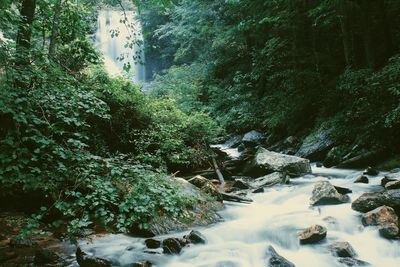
[68,164,400,267]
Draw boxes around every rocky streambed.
[65,160,400,267]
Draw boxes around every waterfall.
[95,10,146,83]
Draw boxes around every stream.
[68,164,400,267]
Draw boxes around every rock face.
[266,245,295,267]
[361,206,399,239]
[188,175,222,201]
[162,238,182,254]
[76,247,112,267]
[242,130,264,146]
[296,128,334,160]
[299,225,327,244]
[185,230,207,244]
[351,189,400,213]
[245,147,311,177]
[328,242,357,258]
[354,175,369,184]
[251,172,289,188]
[310,181,350,206]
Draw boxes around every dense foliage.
[0,0,219,237]
[141,0,400,156]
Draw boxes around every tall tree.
[16,0,37,64]
[48,0,62,58]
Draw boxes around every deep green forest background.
[1,0,400,237]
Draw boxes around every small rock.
[381,177,396,187]
[76,247,112,267]
[363,167,378,176]
[310,181,350,206]
[131,261,152,267]
[299,224,327,244]
[162,238,182,254]
[334,186,352,195]
[34,248,60,265]
[354,175,369,184]
[328,242,357,258]
[266,245,295,267]
[232,179,250,190]
[385,180,400,190]
[251,172,289,188]
[253,187,264,194]
[378,223,399,239]
[184,230,207,244]
[338,257,370,266]
[145,238,161,249]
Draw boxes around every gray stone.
[184,230,207,244]
[242,130,264,146]
[354,175,369,184]
[76,247,112,267]
[351,189,400,213]
[266,245,295,267]
[385,180,400,190]
[251,172,289,188]
[310,181,350,206]
[162,238,182,254]
[296,128,334,160]
[245,147,311,177]
[337,258,370,266]
[328,242,357,258]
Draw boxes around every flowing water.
[68,164,400,267]
[95,10,146,83]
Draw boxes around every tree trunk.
[48,0,62,58]
[16,0,37,64]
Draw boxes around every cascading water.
[66,163,400,267]
[95,10,146,83]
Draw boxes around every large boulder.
[244,148,311,177]
[296,128,334,160]
[265,245,295,267]
[251,172,289,189]
[310,181,350,206]
[188,176,223,201]
[76,247,112,267]
[242,130,264,147]
[361,206,399,239]
[351,189,400,213]
[328,242,357,258]
[298,224,327,244]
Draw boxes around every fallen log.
[221,192,253,203]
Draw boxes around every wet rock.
[361,206,398,226]
[354,175,369,184]
[385,180,400,190]
[188,175,223,201]
[296,128,334,160]
[381,177,397,187]
[266,245,295,267]
[9,237,35,248]
[252,172,289,188]
[334,186,352,195]
[253,187,264,194]
[162,238,182,254]
[145,238,161,249]
[310,181,350,206]
[328,242,357,258]
[223,135,243,148]
[363,167,378,176]
[242,130,264,147]
[298,224,327,244]
[184,230,207,244]
[378,223,399,239]
[34,248,60,265]
[244,147,311,177]
[131,261,152,267]
[337,258,370,266]
[351,189,400,213]
[232,179,250,190]
[143,248,162,255]
[76,247,112,267]
[128,224,156,238]
[0,248,17,262]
